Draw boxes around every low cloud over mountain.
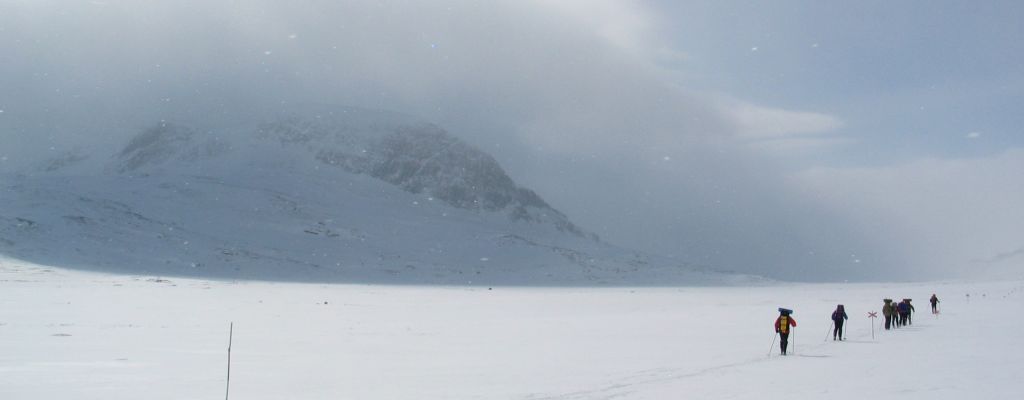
[1,107,754,285]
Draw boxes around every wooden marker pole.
[226,322,233,400]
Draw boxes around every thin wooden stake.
[226,322,233,400]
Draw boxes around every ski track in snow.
[526,356,776,400]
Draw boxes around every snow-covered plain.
[2,257,1020,399]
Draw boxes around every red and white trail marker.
[868,312,878,339]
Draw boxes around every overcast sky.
[2,1,1022,280]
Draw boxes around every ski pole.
[768,332,778,357]
[792,329,796,355]
[824,321,834,342]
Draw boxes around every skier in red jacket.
[775,308,797,355]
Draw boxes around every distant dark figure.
[905,299,915,325]
[831,304,849,340]
[775,309,797,355]
[930,294,939,314]
[882,299,894,330]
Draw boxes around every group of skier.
[772,293,940,355]
[881,294,940,330]
[882,298,911,329]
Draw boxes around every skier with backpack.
[882,299,894,330]
[930,294,940,314]
[831,304,848,340]
[775,308,797,355]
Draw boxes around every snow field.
[1,259,1021,399]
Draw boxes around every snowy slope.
[1,258,1020,399]
[0,107,745,285]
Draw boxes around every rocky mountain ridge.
[0,107,753,285]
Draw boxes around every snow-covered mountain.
[1,107,754,285]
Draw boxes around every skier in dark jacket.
[930,294,939,314]
[775,309,797,355]
[897,300,911,326]
[905,299,915,325]
[831,304,849,340]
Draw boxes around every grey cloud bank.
[2,1,1019,281]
